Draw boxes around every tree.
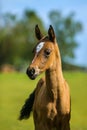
[49,11,82,65]
[0,10,83,70]
[0,10,46,69]
[0,13,17,66]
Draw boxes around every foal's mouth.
[28,74,37,80]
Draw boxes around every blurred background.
[0,0,87,71]
[0,0,87,130]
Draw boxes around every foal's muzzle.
[26,67,37,80]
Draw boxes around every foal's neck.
[45,46,64,101]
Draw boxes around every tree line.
[0,10,82,70]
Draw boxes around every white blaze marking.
[36,42,45,53]
[32,42,45,64]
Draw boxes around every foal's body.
[19,25,71,130]
[33,44,70,130]
[34,76,70,130]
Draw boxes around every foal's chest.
[33,85,57,121]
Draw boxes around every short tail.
[19,89,35,120]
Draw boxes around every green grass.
[0,72,87,130]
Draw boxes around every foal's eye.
[44,49,51,57]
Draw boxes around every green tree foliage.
[0,10,45,69]
[0,10,83,70]
[0,13,16,65]
[49,11,82,64]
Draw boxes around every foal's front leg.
[60,120,70,130]
[34,121,53,130]
[34,112,54,130]
[61,122,70,130]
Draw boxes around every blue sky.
[1,0,87,67]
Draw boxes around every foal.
[19,25,71,130]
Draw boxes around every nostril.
[30,68,35,75]
[26,68,35,77]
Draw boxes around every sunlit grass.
[0,72,87,130]
[64,71,87,130]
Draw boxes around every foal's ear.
[35,25,43,40]
[48,25,56,42]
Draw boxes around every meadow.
[0,71,87,130]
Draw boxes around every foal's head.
[27,25,59,80]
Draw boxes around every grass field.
[0,71,87,130]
